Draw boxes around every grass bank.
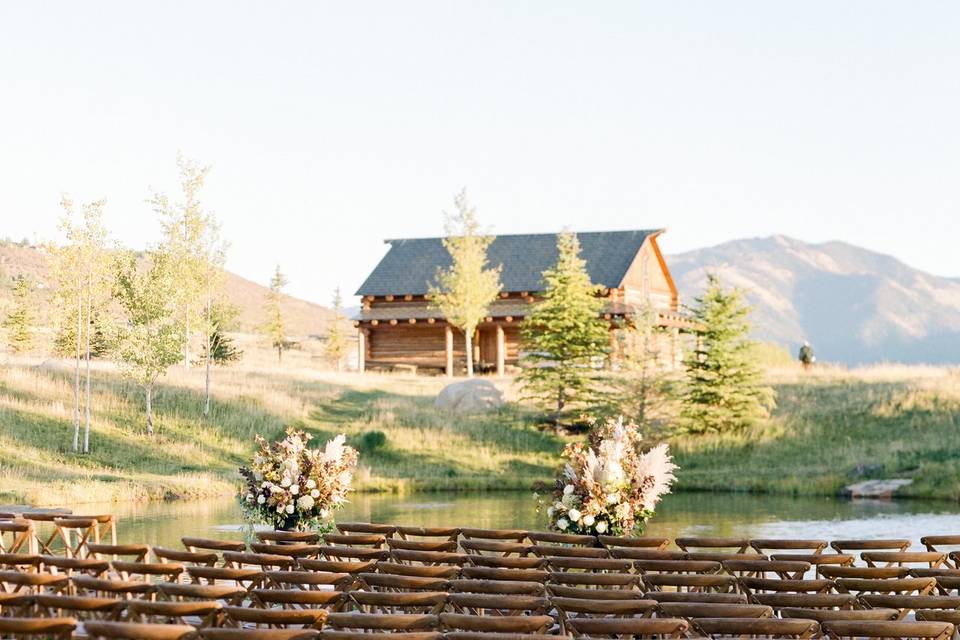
[673,366,960,499]
[0,357,561,505]
[2,356,959,506]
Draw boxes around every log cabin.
[354,229,692,375]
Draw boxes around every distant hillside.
[669,235,960,365]
[0,241,338,338]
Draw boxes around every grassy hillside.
[1,353,958,506]
[0,241,342,340]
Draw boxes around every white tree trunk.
[83,293,92,454]
[203,288,212,417]
[72,281,81,452]
[465,329,474,379]
[145,384,154,437]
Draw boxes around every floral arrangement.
[543,417,678,536]
[239,428,358,532]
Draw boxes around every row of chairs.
[1,510,117,558]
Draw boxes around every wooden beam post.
[445,324,454,377]
[357,328,366,373]
[496,323,505,377]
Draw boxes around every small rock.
[841,478,913,499]
[436,379,504,413]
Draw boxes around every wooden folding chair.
[181,538,246,555]
[221,605,327,630]
[676,536,751,556]
[750,538,828,557]
[830,539,911,560]
[551,596,657,635]
[324,612,437,635]
[0,553,40,572]
[387,538,459,554]
[249,543,321,561]
[41,555,111,580]
[154,547,219,568]
[0,520,34,555]
[598,535,670,551]
[834,577,937,597]
[564,616,688,639]
[911,568,960,595]
[438,613,553,635]
[447,592,548,617]
[917,610,960,625]
[298,558,378,576]
[460,566,548,584]
[113,561,185,584]
[543,556,632,573]
[89,544,151,563]
[51,517,102,559]
[862,552,947,569]
[355,572,450,593]
[83,620,198,640]
[347,591,447,615]
[261,569,353,593]
[257,531,320,545]
[33,593,127,621]
[125,599,223,628]
[921,536,960,568]
[821,565,912,580]
[222,551,295,573]
[0,616,76,639]
[203,631,319,640]
[185,566,264,591]
[464,554,545,570]
[646,591,748,604]
[657,602,773,620]
[691,617,819,638]
[22,512,66,556]
[156,582,246,606]
[458,528,529,557]
[737,577,835,599]
[389,549,470,567]
[202,630,319,640]
[750,592,855,613]
[821,620,954,640]
[859,594,960,621]
[547,570,642,593]
[608,548,687,561]
[323,533,386,550]
[335,523,397,538]
[633,558,721,576]
[249,588,345,612]
[643,571,737,593]
[780,606,899,622]
[450,578,545,597]
[722,558,811,580]
[394,526,459,545]
[318,545,389,564]
[71,576,157,601]
[375,562,460,581]
[0,569,69,596]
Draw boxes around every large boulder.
[436,379,504,413]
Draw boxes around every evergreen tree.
[53,308,112,358]
[680,274,775,434]
[518,231,609,422]
[427,190,502,378]
[262,265,288,363]
[200,302,243,366]
[3,275,34,353]
[113,249,184,436]
[326,287,347,371]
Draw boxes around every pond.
[68,491,960,549]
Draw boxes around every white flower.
[285,504,295,514]
[257,495,266,504]
[261,481,269,488]
[583,514,595,526]
[568,508,582,522]
[310,489,320,498]
[297,495,315,510]
[319,509,330,519]
[324,434,346,462]
[306,479,317,489]
[254,472,263,481]
[606,493,620,505]
[554,501,564,512]
[281,477,292,487]
[246,493,254,502]
[290,485,300,495]
[563,484,575,495]
[546,507,555,518]
[561,494,575,508]
[595,521,608,534]
[557,518,569,530]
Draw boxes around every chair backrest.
[675,537,750,554]
[543,557,631,573]
[387,538,459,553]
[862,551,946,568]
[691,617,820,638]
[33,594,127,620]
[750,539,828,555]
[820,566,911,580]
[125,599,223,627]
[156,582,246,604]
[335,523,397,537]
[830,539,911,555]
[657,602,773,619]
[181,538,246,554]
[250,588,345,611]
[322,534,386,548]
[643,572,737,592]
[780,607,899,622]
[447,592,548,616]
[88,544,151,562]
[375,562,460,580]
[394,527,460,543]
[834,577,937,596]
[632,559,721,575]
[751,593,855,611]
[83,620,198,640]
[821,620,954,640]
[598,535,670,551]
[389,549,469,567]
[356,572,450,593]
[449,579,545,596]
[257,531,321,545]
[222,605,327,629]
[201,630,319,640]
[438,613,553,634]
[460,567,548,583]
[645,591,747,604]
[325,612,438,632]
[564,616,688,639]
[348,590,448,614]
[153,547,218,567]
[0,616,77,639]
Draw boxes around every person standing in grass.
[799,341,816,371]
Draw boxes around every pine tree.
[262,265,288,363]
[427,190,502,378]
[200,302,243,366]
[113,249,184,436]
[680,274,775,434]
[518,231,610,422]
[326,287,347,371]
[3,275,34,353]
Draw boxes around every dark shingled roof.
[356,229,663,297]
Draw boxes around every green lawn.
[1,357,958,506]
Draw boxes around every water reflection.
[69,491,960,550]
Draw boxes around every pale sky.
[1,2,958,305]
